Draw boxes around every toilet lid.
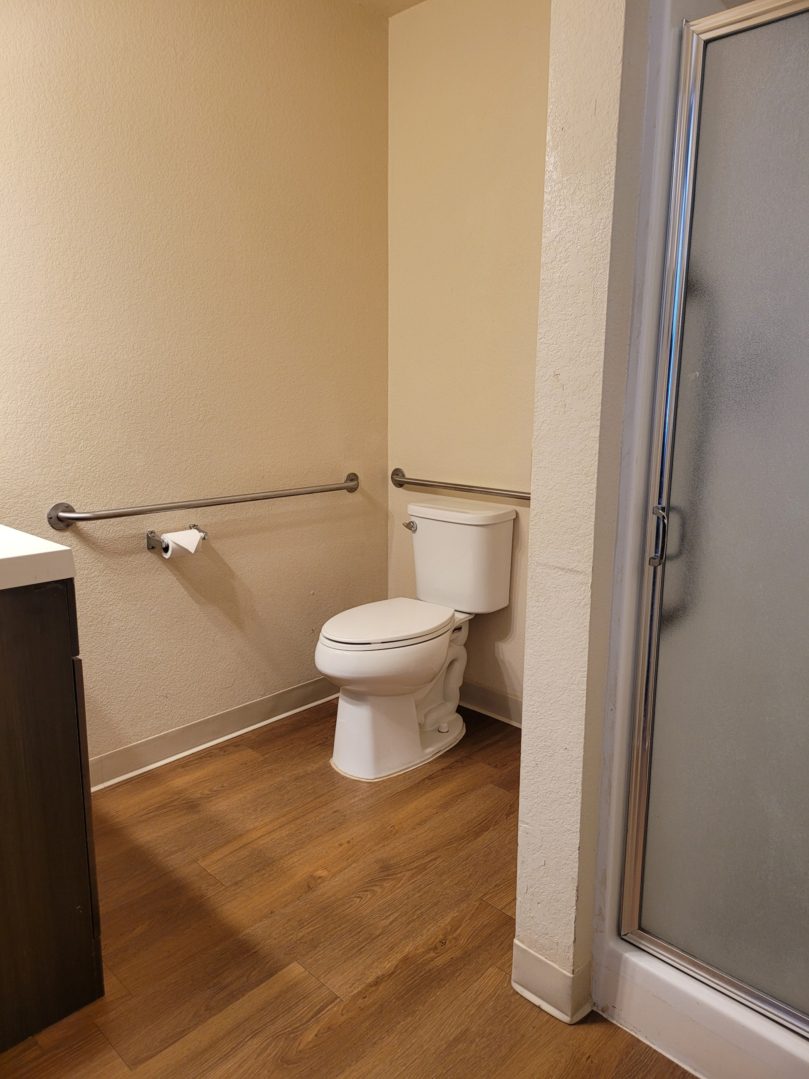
[321,597,454,648]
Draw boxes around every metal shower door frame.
[620,0,809,1039]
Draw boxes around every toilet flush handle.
[402,519,418,533]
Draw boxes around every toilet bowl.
[315,497,516,781]
[315,597,471,781]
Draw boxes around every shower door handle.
[649,504,668,568]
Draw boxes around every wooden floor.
[0,705,690,1078]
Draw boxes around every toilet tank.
[407,498,516,613]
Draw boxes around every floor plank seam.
[96,1020,134,1074]
[103,961,136,999]
[296,959,347,1004]
[480,896,516,923]
[193,856,230,887]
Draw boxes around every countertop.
[0,525,75,591]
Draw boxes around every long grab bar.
[390,467,530,502]
[47,473,360,530]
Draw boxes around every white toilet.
[315,498,516,781]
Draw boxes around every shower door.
[622,0,809,1036]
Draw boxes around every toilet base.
[331,690,466,782]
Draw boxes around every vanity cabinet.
[0,576,103,1050]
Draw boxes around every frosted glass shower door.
[622,2,809,1036]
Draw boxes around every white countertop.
[0,525,75,591]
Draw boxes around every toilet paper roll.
[160,528,204,559]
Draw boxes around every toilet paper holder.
[146,524,208,552]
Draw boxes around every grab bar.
[47,473,360,530]
[390,467,530,502]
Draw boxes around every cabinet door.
[0,580,101,1049]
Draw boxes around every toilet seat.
[320,597,454,651]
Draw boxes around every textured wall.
[516,0,627,978]
[0,0,388,757]
[387,0,549,720]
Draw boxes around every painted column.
[513,0,628,1023]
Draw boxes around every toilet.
[315,498,516,780]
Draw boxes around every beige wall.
[0,0,388,759]
[513,0,628,1023]
[387,0,549,722]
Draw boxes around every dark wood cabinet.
[0,578,103,1050]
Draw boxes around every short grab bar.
[47,473,360,530]
[390,468,529,502]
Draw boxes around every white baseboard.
[512,938,592,1024]
[90,678,336,790]
[460,681,522,727]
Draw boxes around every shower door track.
[619,0,809,1041]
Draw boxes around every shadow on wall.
[74,489,377,707]
[463,512,523,723]
[164,543,261,635]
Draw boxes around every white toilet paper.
[160,528,204,559]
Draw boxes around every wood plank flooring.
[0,704,691,1078]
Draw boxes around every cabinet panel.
[0,580,102,1050]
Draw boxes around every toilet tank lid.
[408,498,517,525]
[321,597,454,646]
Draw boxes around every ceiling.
[356,0,425,16]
